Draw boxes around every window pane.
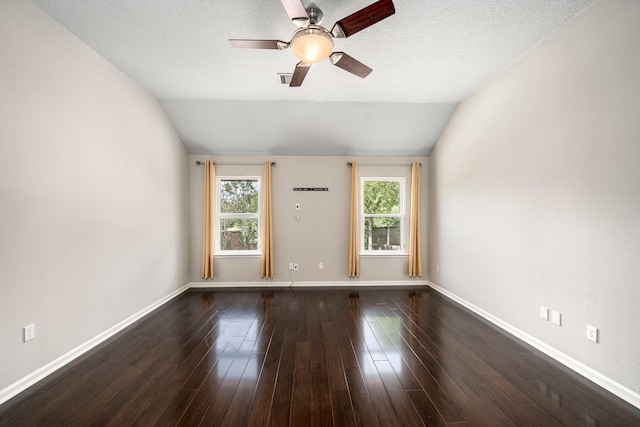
[220,218,258,251]
[220,180,259,214]
[363,217,401,251]
[363,181,400,214]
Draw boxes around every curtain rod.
[347,162,421,167]
[195,161,276,166]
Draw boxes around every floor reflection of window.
[360,315,403,375]
[210,317,260,381]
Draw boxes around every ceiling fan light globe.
[291,27,334,64]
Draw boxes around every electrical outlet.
[552,311,561,326]
[587,325,598,343]
[24,324,35,342]
[293,263,299,271]
[289,263,294,270]
[540,306,549,321]
[319,262,323,270]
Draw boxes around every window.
[361,177,405,254]
[216,177,261,255]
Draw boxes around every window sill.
[214,253,261,258]
[360,252,408,257]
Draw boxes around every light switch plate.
[552,311,561,326]
[540,306,549,321]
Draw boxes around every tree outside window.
[217,177,260,254]
[361,178,404,253]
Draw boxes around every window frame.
[360,176,406,256]
[215,175,262,256]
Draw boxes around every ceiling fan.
[229,0,395,87]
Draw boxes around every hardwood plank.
[344,367,381,427]
[156,389,198,426]
[387,305,475,408]
[345,306,403,426]
[366,303,423,391]
[2,288,639,426]
[200,340,257,424]
[221,302,279,426]
[393,335,466,423]
[322,321,349,392]
[290,342,313,426]
[375,298,469,422]
[244,307,289,426]
[477,382,557,427]
[179,319,238,390]
[374,360,425,426]
[518,352,640,425]
[117,379,184,426]
[482,354,591,426]
[326,295,361,371]
[176,335,246,426]
[320,320,351,424]
[455,401,516,426]
[310,321,333,425]
[407,389,447,427]
[267,293,299,427]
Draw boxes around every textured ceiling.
[31,0,592,156]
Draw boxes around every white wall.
[189,155,428,284]
[0,0,190,392]
[429,0,640,400]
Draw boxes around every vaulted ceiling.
[32,0,592,156]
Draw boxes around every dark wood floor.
[1,288,639,426]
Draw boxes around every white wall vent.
[278,73,293,85]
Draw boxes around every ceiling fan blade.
[280,0,309,26]
[229,39,289,50]
[331,0,395,38]
[290,62,311,87]
[330,52,372,78]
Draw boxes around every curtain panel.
[261,161,274,278]
[201,160,216,279]
[408,161,422,277]
[348,161,360,278]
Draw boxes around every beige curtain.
[348,161,360,277]
[408,161,422,277]
[201,160,216,279]
[261,161,274,278]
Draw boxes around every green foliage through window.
[362,179,403,252]
[220,218,258,251]
[218,179,260,252]
[220,180,259,214]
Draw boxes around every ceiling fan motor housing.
[306,5,324,25]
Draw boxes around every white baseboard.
[0,283,191,406]
[190,281,292,288]
[426,280,640,409]
[189,280,428,288]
